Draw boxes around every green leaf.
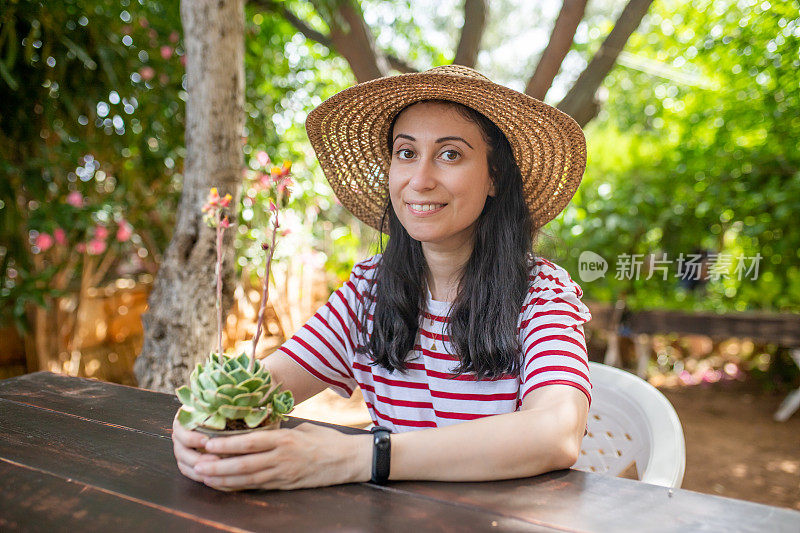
[211,369,236,386]
[198,372,216,390]
[203,413,227,430]
[217,404,251,419]
[229,368,251,383]
[190,373,204,399]
[0,60,18,91]
[244,408,271,428]
[232,392,261,407]
[236,353,250,368]
[200,389,218,405]
[239,377,264,392]
[177,407,207,430]
[175,386,193,407]
[217,384,247,398]
[59,35,97,70]
[273,391,294,414]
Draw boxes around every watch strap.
[370,426,392,484]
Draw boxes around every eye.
[440,149,460,162]
[395,148,415,160]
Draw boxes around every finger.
[172,420,209,450]
[201,465,283,491]
[174,438,216,468]
[195,450,277,477]
[177,460,206,483]
[203,429,287,455]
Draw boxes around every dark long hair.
[358,100,535,380]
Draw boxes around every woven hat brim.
[306,71,587,232]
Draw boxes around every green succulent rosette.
[175,352,294,431]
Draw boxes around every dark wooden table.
[1,372,798,532]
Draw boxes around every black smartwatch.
[370,426,392,484]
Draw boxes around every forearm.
[388,402,583,482]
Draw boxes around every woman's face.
[388,102,494,250]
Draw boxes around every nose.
[407,157,437,192]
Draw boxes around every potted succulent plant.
[175,160,295,436]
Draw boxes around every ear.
[488,179,496,197]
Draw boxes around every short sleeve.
[275,259,376,399]
[519,261,592,405]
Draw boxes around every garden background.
[1,0,798,509]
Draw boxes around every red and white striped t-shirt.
[277,254,592,432]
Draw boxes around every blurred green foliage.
[1,0,798,342]
[546,0,800,313]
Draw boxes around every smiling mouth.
[406,202,447,215]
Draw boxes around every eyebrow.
[393,134,474,150]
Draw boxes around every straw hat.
[305,65,587,232]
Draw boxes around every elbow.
[554,435,582,470]
[549,413,586,471]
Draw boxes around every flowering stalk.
[249,159,292,373]
[202,187,232,356]
[215,209,224,356]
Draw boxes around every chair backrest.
[573,362,686,488]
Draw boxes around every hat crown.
[425,65,491,82]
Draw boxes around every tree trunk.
[525,0,587,100]
[453,0,488,68]
[557,0,654,126]
[134,0,245,392]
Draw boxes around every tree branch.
[249,0,333,47]
[251,0,415,77]
[557,0,654,127]
[453,0,488,68]
[525,0,587,101]
[387,54,418,73]
[315,0,389,82]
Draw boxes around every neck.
[422,233,474,302]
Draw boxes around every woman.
[173,65,592,491]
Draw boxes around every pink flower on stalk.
[116,221,133,242]
[219,216,231,229]
[66,191,84,208]
[257,173,271,188]
[269,200,278,213]
[256,151,270,167]
[277,176,293,195]
[160,46,173,60]
[35,233,54,252]
[169,31,180,44]
[53,228,67,245]
[180,55,187,67]
[270,161,292,180]
[87,239,107,255]
[94,225,109,240]
[202,188,233,228]
[139,66,155,81]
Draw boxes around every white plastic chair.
[573,362,686,488]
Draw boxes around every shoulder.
[350,254,382,281]
[343,254,382,298]
[527,255,583,299]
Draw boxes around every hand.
[172,411,220,483]
[190,422,373,491]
